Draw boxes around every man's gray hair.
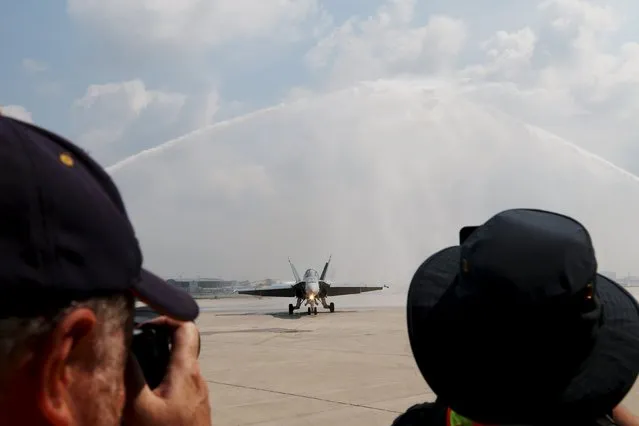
[0,292,135,384]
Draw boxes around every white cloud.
[306,0,467,88]
[22,58,48,74]
[538,0,620,34]
[476,27,538,79]
[301,0,639,174]
[1,105,34,123]
[70,79,248,167]
[71,79,187,166]
[458,0,639,170]
[107,79,639,287]
[66,0,331,51]
[197,90,221,127]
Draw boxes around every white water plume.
[107,78,639,296]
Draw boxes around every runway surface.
[194,297,639,426]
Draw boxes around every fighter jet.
[236,256,389,315]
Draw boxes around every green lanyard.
[447,407,491,426]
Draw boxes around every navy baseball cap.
[0,115,199,321]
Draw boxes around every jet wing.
[323,284,386,296]
[236,284,296,297]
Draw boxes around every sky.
[4,0,639,287]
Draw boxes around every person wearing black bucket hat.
[393,209,639,426]
[0,116,211,425]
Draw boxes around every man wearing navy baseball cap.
[0,115,211,425]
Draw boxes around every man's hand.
[122,317,211,426]
[612,404,639,426]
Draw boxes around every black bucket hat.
[407,209,639,424]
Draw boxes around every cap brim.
[132,269,200,322]
[407,246,639,422]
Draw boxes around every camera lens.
[131,306,171,389]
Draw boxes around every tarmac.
[193,297,639,426]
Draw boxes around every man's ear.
[37,307,98,425]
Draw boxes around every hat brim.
[407,246,639,423]
[132,269,200,322]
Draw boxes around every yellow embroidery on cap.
[59,152,74,167]
[585,282,594,300]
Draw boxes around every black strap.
[593,415,617,426]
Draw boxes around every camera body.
[131,306,173,389]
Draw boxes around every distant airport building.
[166,279,198,293]
[196,279,235,289]
[599,271,639,287]
[621,276,639,287]
[165,277,249,295]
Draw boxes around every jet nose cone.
[307,282,319,297]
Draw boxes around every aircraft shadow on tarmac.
[216,310,358,320]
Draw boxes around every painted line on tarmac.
[206,379,403,414]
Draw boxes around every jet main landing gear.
[320,297,335,313]
[288,298,304,315]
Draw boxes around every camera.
[131,306,173,390]
[131,306,202,389]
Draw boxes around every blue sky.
[4,0,639,278]
[4,0,634,151]
[2,1,75,135]
[1,0,564,151]
[2,0,389,140]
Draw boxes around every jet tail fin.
[320,254,332,281]
[288,257,301,282]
